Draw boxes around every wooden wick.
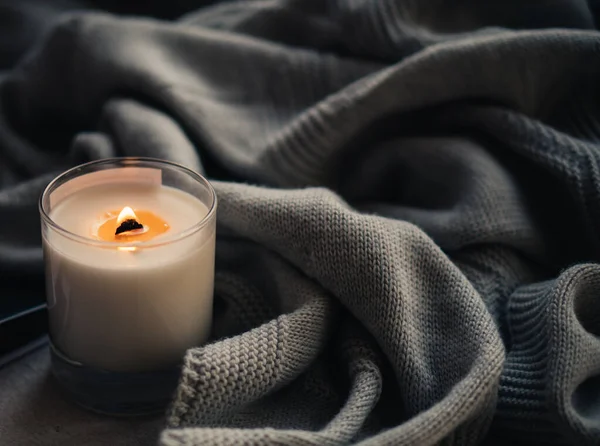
[115,219,144,236]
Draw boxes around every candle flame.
[95,207,169,243]
[117,206,138,225]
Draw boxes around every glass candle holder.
[39,158,217,416]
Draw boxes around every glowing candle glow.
[40,159,217,374]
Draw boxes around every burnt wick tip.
[115,219,143,235]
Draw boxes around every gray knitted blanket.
[2,0,600,445]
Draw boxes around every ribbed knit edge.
[493,280,563,444]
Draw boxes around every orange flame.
[95,207,170,243]
[117,206,138,225]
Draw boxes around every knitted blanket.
[1,1,600,445]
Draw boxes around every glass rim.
[39,157,217,249]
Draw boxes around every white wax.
[43,182,215,372]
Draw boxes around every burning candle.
[39,158,217,413]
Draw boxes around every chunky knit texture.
[2,1,600,445]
